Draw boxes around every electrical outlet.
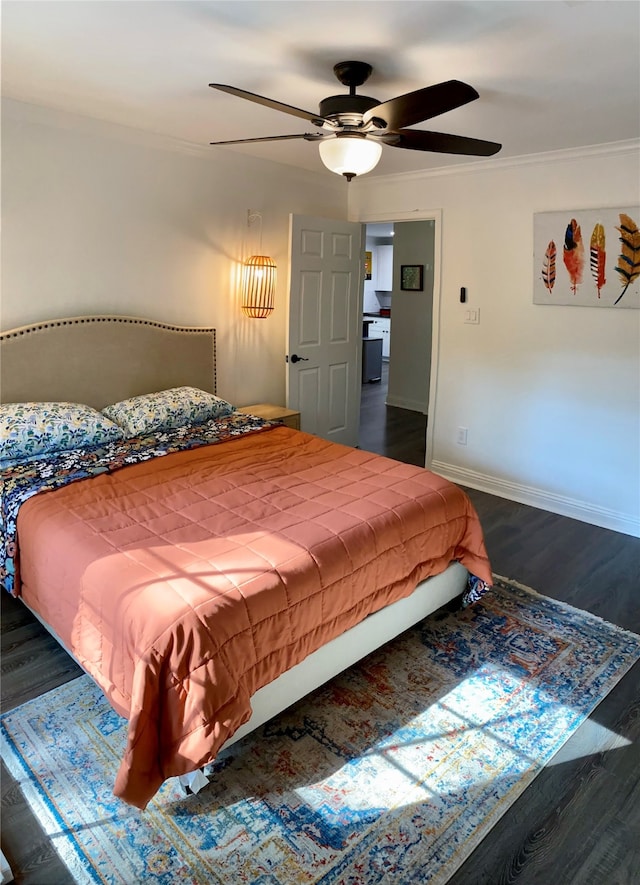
[464,308,480,324]
[456,427,468,445]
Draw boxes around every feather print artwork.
[541,240,557,292]
[589,223,606,297]
[614,213,640,304]
[563,218,584,295]
[534,207,639,307]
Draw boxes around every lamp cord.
[248,209,263,254]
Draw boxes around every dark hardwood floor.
[359,362,427,466]
[2,375,639,884]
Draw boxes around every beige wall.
[3,96,638,535]
[1,99,348,409]
[350,143,640,536]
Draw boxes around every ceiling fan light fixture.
[318,135,382,181]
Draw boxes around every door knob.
[290,354,309,364]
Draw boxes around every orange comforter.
[17,426,491,808]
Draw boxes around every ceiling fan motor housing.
[318,94,380,127]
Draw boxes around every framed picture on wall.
[400,264,424,291]
[533,205,640,308]
[364,251,372,280]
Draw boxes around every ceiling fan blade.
[383,128,501,156]
[210,133,325,146]
[363,80,479,131]
[209,84,332,127]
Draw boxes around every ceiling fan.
[209,61,501,181]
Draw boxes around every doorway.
[358,217,438,467]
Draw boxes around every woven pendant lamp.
[241,254,276,318]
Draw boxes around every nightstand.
[236,403,301,430]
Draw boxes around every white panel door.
[287,215,363,446]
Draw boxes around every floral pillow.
[0,401,125,464]
[102,386,234,437]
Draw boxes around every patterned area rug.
[2,577,639,885]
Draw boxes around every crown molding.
[4,98,638,186]
[1,97,336,186]
[2,97,216,159]
[360,139,640,186]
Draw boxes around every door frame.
[353,208,442,467]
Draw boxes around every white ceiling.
[2,1,639,180]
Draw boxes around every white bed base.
[225,561,466,749]
[185,562,468,792]
[25,562,467,794]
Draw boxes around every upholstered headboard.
[0,316,217,409]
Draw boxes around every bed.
[0,315,492,810]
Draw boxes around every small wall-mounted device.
[460,287,467,303]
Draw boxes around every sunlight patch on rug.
[2,577,639,884]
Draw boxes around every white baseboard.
[385,394,427,414]
[429,460,640,538]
